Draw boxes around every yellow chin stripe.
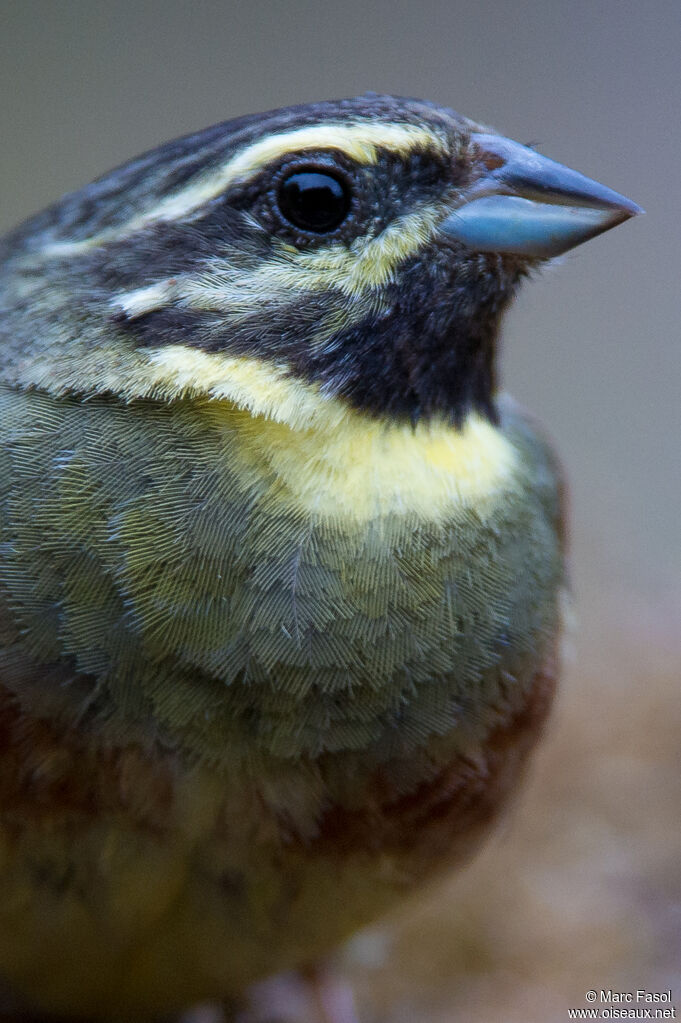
[146,347,518,523]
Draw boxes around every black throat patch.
[114,239,525,426]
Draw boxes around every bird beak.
[440,132,643,258]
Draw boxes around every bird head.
[1,94,641,427]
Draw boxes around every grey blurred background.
[1,2,679,1021]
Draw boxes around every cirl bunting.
[0,95,641,1020]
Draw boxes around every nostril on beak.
[478,151,505,172]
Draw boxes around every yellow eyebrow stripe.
[43,121,447,256]
[210,119,445,185]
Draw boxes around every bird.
[0,94,640,1021]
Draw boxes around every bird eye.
[277,169,351,233]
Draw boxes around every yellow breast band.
[147,346,518,523]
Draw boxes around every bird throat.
[146,346,520,524]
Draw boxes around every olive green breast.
[0,386,564,764]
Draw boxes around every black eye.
[277,170,351,233]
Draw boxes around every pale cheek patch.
[145,347,518,524]
[110,202,446,327]
[295,204,446,296]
